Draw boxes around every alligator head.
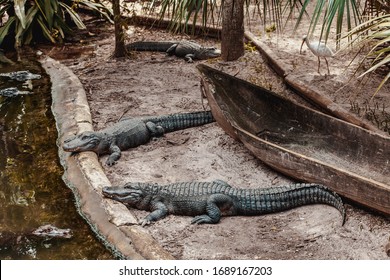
[0,87,31,97]
[63,131,104,153]
[31,224,72,239]
[102,183,152,209]
[198,47,221,59]
[0,70,41,82]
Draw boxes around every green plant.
[145,0,220,33]
[144,0,362,42]
[0,0,113,47]
[345,13,390,97]
[291,0,361,48]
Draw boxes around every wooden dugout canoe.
[197,64,390,216]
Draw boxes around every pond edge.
[40,56,174,260]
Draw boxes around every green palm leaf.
[1,0,113,47]
[15,4,39,44]
[36,14,56,43]
[43,0,56,29]
[345,13,390,97]
[0,16,15,45]
[59,2,86,29]
[294,0,361,47]
[14,0,27,29]
[78,0,114,23]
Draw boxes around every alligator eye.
[125,183,139,189]
[81,135,90,141]
[64,135,76,143]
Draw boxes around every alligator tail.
[149,111,215,133]
[240,183,346,225]
[126,41,179,52]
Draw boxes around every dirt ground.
[46,15,390,259]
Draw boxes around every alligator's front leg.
[141,201,168,226]
[191,194,234,224]
[106,143,121,166]
[184,54,195,63]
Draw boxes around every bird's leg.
[317,56,321,74]
[324,57,330,75]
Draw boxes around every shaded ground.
[45,16,390,259]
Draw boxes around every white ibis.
[300,35,334,75]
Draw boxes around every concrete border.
[40,56,174,260]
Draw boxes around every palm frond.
[14,0,27,28]
[59,2,86,29]
[345,13,390,97]
[0,15,15,45]
[15,4,39,44]
[0,0,114,47]
[78,0,114,23]
[294,0,361,48]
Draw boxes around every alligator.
[0,70,41,81]
[102,180,346,226]
[126,40,221,62]
[0,87,31,97]
[63,111,215,166]
[0,224,72,252]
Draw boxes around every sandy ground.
[47,17,390,259]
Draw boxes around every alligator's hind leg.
[146,122,165,137]
[166,44,178,56]
[191,194,234,224]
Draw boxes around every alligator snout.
[62,132,101,152]
[62,135,79,151]
[209,48,221,56]
[31,224,73,239]
[102,186,113,197]
[102,186,144,206]
[102,186,130,198]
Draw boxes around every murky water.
[0,53,113,259]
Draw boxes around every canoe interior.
[198,64,390,189]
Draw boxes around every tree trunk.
[221,0,245,61]
[112,0,126,57]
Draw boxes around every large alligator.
[63,111,215,166]
[0,70,41,81]
[0,224,72,252]
[126,40,221,62]
[102,180,346,226]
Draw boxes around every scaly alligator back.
[144,111,215,133]
[63,111,215,166]
[126,41,179,52]
[125,40,221,62]
[103,181,346,225]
